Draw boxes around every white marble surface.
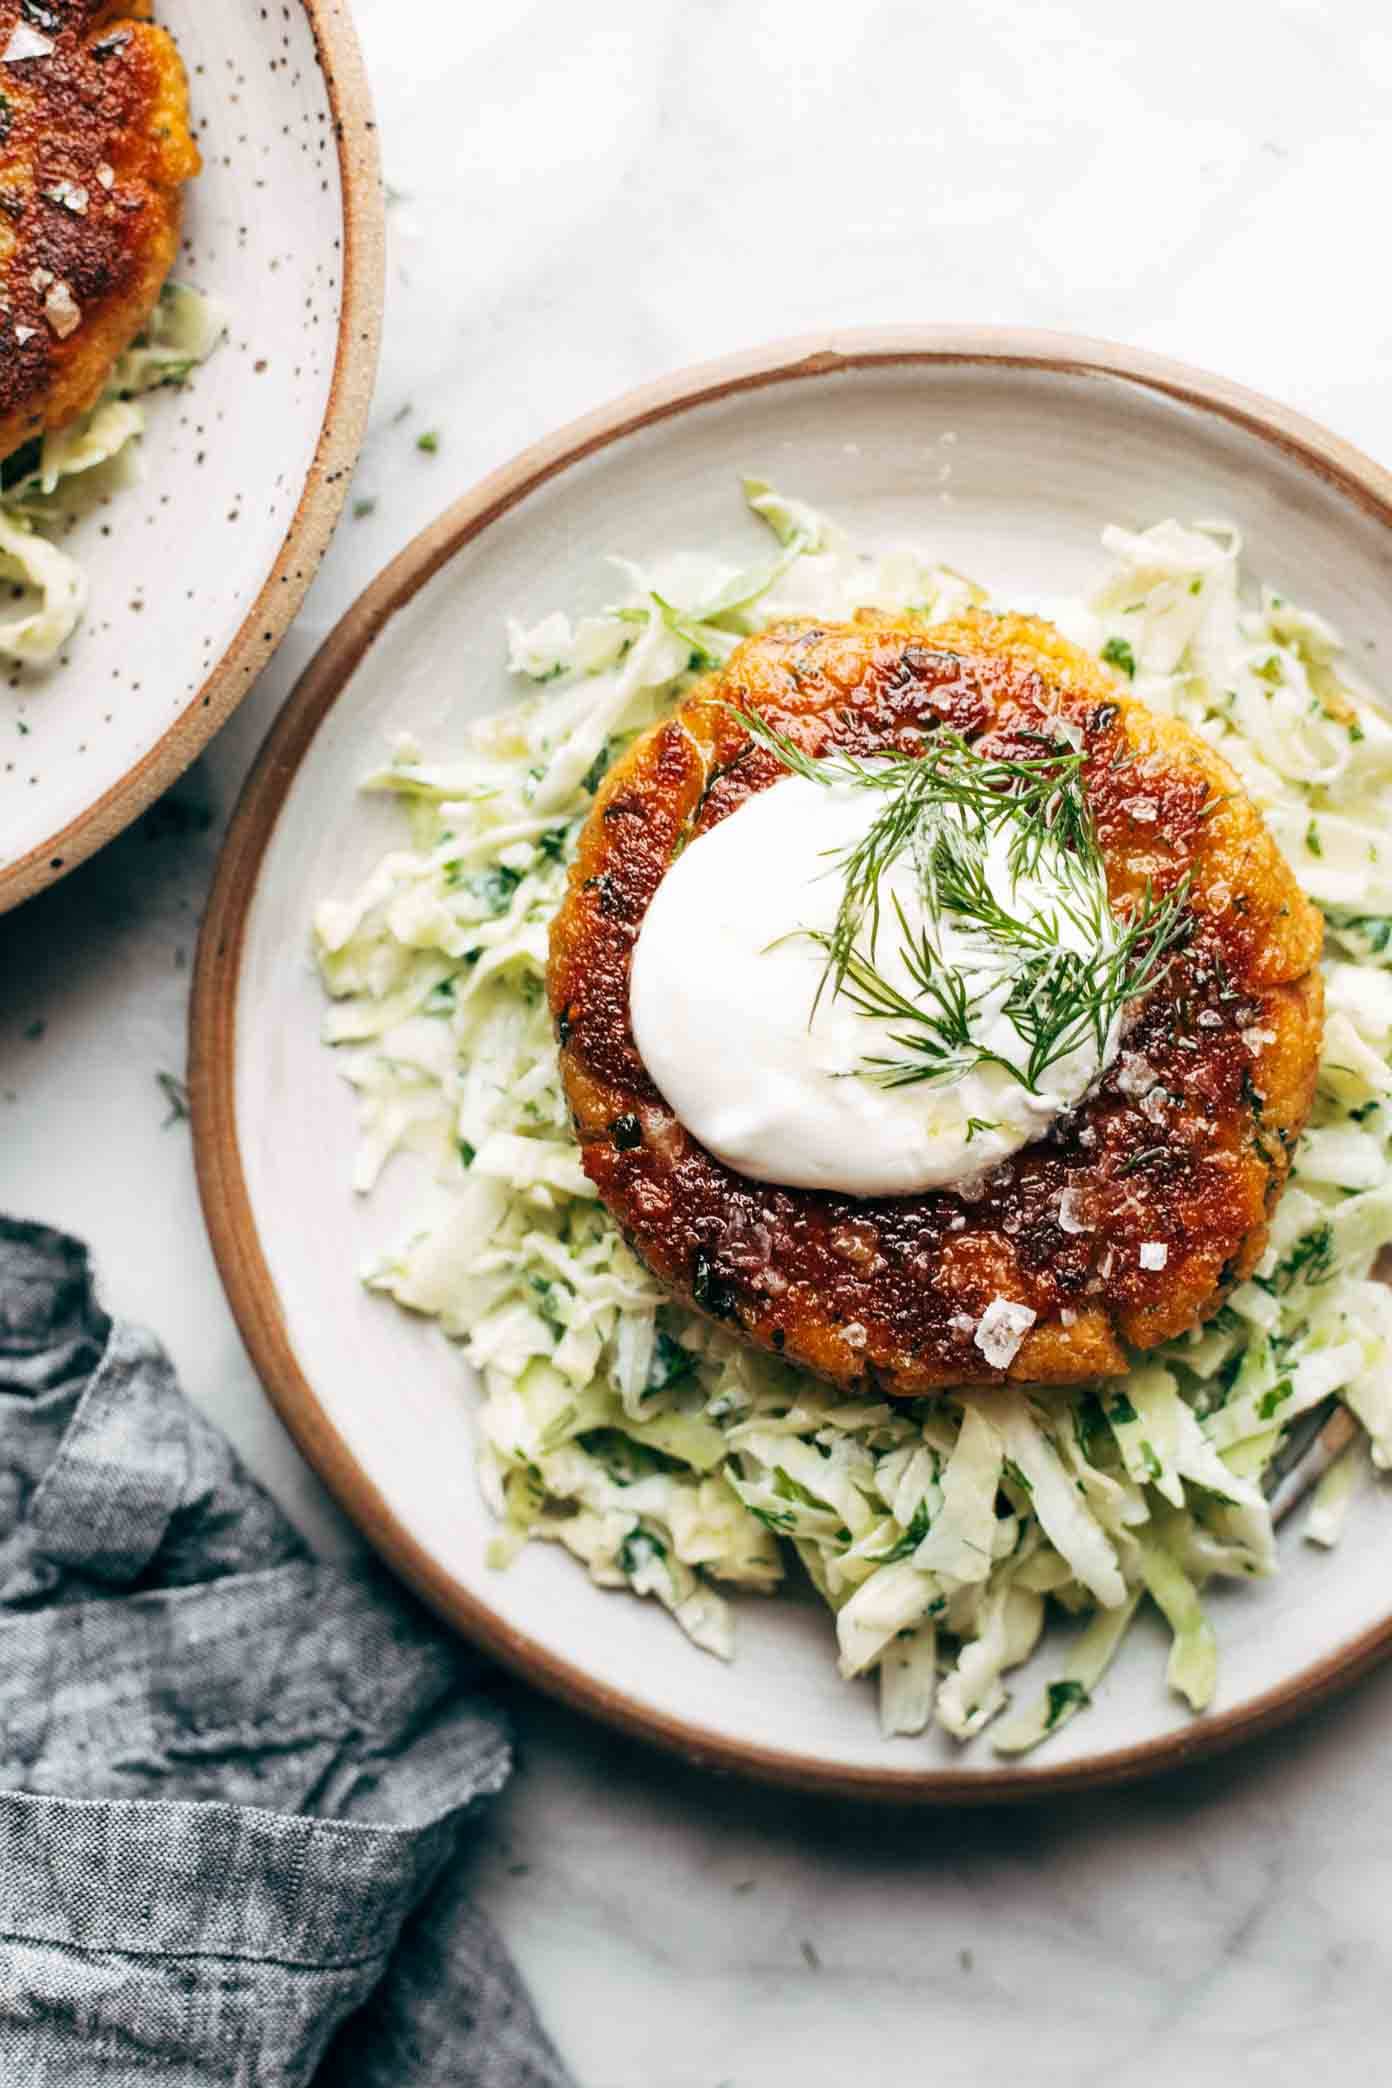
[4,0,1392,2078]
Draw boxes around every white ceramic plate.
[0,0,383,914]
[192,330,1392,1798]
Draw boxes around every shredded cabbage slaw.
[0,283,224,666]
[313,484,1392,1754]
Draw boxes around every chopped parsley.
[645,1330,698,1396]
[1257,1378,1295,1421]
[449,862,522,914]
[692,1250,739,1320]
[1101,636,1137,679]
[619,1528,668,1582]
[1338,915,1392,956]
[156,1070,189,1127]
[1274,1222,1334,1292]
[876,1499,934,1563]
[1045,1679,1089,1728]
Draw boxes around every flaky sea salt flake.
[1116,1052,1157,1098]
[43,280,81,338]
[46,180,89,215]
[2,24,54,61]
[973,1296,1036,1369]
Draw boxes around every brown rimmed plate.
[0,0,384,915]
[191,327,1392,1800]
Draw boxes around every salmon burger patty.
[547,610,1324,1394]
[0,0,199,461]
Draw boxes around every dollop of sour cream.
[629,773,1121,1197]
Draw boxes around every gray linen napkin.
[0,1217,575,2088]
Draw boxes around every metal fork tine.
[1266,1405,1359,1526]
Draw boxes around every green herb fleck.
[1257,1378,1295,1420]
[1045,1678,1090,1728]
[416,430,440,455]
[619,1528,667,1581]
[451,863,522,914]
[646,1331,698,1396]
[876,1498,934,1563]
[1101,636,1137,679]
[1115,1145,1169,1177]
[692,1251,738,1321]
[156,1070,189,1127]
[1274,1222,1334,1292]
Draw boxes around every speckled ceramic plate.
[192,329,1392,1800]
[0,0,383,915]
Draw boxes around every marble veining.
[2,1,1391,2079]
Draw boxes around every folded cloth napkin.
[0,1217,575,2088]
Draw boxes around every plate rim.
[0,0,387,917]
[191,324,1392,1802]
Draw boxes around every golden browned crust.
[548,611,1325,1393]
[0,0,199,460]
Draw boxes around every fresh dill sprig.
[736,709,1095,992]
[733,706,1192,1093]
